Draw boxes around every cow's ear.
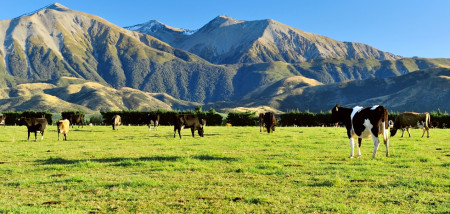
[335,107,338,112]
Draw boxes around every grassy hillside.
[0,77,198,112]
[0,126,448,212]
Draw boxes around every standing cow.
[259,113,265,132]
[143,114,160,131]
[112,115,121,130]
[173,114,204,139]
[63,113,85,128]
[262,112,277,133]
[0,115,5,127]
[391,112,430,138]
[19,117,48,142]
[330,104,390,158]
[56,119,70,141]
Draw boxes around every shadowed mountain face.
[0,4,449,113]
[128,15,401,64]
[211,68,450,113]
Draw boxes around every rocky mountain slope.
[128,15,401,64]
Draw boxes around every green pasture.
[0,125,448,213]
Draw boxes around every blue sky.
[1,0,449,58]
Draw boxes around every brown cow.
[263,112,277,133]
[112,115,121,130]
[0,115,5,127]
[56,119,70,141]
[173,114,204,139]
[391,112,430,138]
[19,117,48,141]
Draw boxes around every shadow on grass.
[191,155,238,162]
[36,154,239,165]
[36,156,182,165]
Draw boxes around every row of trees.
[2,108,449,127]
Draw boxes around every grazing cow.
[293,118,301,127]
[259,113,265,132]
[18,117,48,141]
[173,114,204,139]
[226,123,232,127]
[56,119,70,141]
[112,115,121,130]
[330,104,389,158]
[262,112,277,133]
[139,114,160,131]
[201,119,207,127]
[63,114,85,128]
[0,115,5,127]
[391,112,430,138]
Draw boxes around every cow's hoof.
[349,156,353,159]
[357,155,361,158]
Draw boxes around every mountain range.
[1,3,449,113]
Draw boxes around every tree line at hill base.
[1,109,449,128]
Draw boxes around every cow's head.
[198,126,204,137]
[18,117,29,126]
[330,104,341,123]
[390,128,398,137]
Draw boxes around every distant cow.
[262,112,277,133]
[391,112,430,138]
[112,115,121,130]
[430,121,439,129]
[173,114,204,139]
[19,117,48,141]
[330,104,389,158]
[0,115,5,127]
[56,119,70,141]
[259,113,265,132]
[63,114,85,128]
[140,114,160,131]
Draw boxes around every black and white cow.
[330,104,390,158]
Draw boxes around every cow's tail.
[425,113,430,128]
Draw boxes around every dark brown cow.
[330,104,389,158]
[0,115,5,127]
[19,117,48,141]
[263,112,277,133]
[259,113,265,132]
[173,114,204,139]
[63,114,85,128]
[391,112,430,138]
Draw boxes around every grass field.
[0,125,449,213]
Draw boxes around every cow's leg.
[58,132,60,141]
[27,131,30,142]
[64,133,67,141]
[384,138,390,157]
[41,131,44,140]
[371,135,380,158]
[357,138,362,158]
[191,128,195,137]
[178,128,182,139]
[407,127,411,137]
[174,126,177,138]
[148,123,151,131]
[401,128,405,137]
[156,122,159,131]
[34,132,38,142]
[426,127,429,138]
[349,137,355,158]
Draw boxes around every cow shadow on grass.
[35,155,238,165]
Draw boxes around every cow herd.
[2,105,441,158]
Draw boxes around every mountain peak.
[17,2,69,18]
[203,15,243,28]
[44,3,69,11]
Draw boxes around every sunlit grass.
[0,125,448,213]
